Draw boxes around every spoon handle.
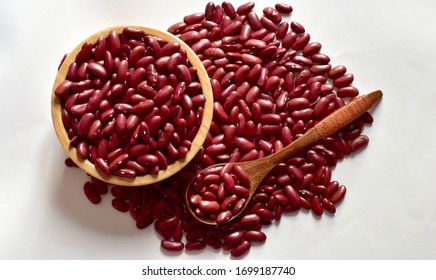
[314,90,382,138]
[269,90,383,165]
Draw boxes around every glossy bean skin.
[231,240,251,257]
[161,239,184,251]
[275,3,293,14]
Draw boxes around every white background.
[1,0,435,260]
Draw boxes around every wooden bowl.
[51,25,213,187]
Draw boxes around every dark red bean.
[275,3,293,14]
[231,240,251,257]
[283,185,301,207]
[334,73,354,88]
[338,86,359,98]
[225,230,244,243]
[328,65,347,79]
[263,7,282,23]
[257,208,275,221]
[244,230,267,242]
[185,241,206,251]
[240,214,260,226]
[260,16,277,32]
[311,196,323,215]
[330,185,347,204]
[161,239,184,251]
[83,182,101,204]
[112,199,129,212]
[321,198,336,213]
[217,210,233,224]
[351,135,369,152]
[236,2,255,15]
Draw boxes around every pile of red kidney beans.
[60,2,374,258]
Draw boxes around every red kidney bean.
[231,240,251,257]
[184,12,205,25]
[311,196,323,215]
[330,185,347,204]
[338,86,359,98]
[290,21,305,33]
[168,22,187,34]
[109,153,129,171]
[275,22,288,40]
[334,73,354,88]
[55,80,73,97]
[321,198,336,213]
[351,135,369,152]
[83,182,101,204]
[260,16,277,32]
[325,181,339,199]
[263,7,282,23]
[282,31,298,49]
[87,62,108,79]
[223,21,243,36]
[161,239,184,251]
[185,241,206,251]
[199,200,220,213]
[225,230,244,244]
[236,2,255,15]
[359,112,374,124]
[328,65,347,79]
[287,97,310,111]
[307,150,327,165]
[112,199,129,212]
[311,53,330,64]
[244,230,266,242]
[240,214,260,226]
[292,33,310,50]
[275,3,293,14]
[217,210,233,224]
[257,208,275,221]
[283,185,301,207]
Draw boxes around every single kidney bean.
[334,73,354,88]
[246,11,261,30]
[311,196,323,215]
[231,240,251,257]
[244,230,266,242]
[275,3,293,14]
[161,239,184,251]
[185,241,207,251]
[260,16,278,32]
[351,135,369,152]
[330,185,347,204]
[222,1,237,19]
[83,182,101,204]
[225,230,244,243]
[337,86,359,98]
[321,198,336,213]
[236,2,255,15]
[328,65,347,79]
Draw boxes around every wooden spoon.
[186,90,383,225]
[51,25,213,187]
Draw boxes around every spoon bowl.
[186,90,383,225]
[51,25,213,187]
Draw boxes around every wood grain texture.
[51,25,213,187]
[314,90,382,138]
